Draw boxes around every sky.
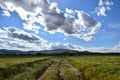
[0,0,120,52]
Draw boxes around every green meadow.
[0,55,120,80]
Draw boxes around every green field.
[0,56,51,68]
[0,55,120,80]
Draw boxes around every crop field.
[67,56,120,80]
[0,56,51,68]
[0,55,120,80]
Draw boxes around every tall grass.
[11,58,55,80]
[0,56,49,68]
[67,56,120,80]
[1,55,120,80]
[0,56,51,80]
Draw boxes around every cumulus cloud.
[105,0,113,5]
[99,0,104,6]
[0,35,120,52]
[0,39,27,49]
[65,8,74,14]
[39,1,101,41]
[42,42,120,52]
[42,42,85,51]
[1,10,11,17]
[75,11,97,28]
[0,39,42,51]
[0,0,101,41]
[95,0,113,16]
[0,0,41,13]
[0,0,42,33]
[23,22,40,34]
[0,27,47,51]
[0,27,46,43]
[0,0,119,52]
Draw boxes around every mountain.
[39,49,79,54]
[0,49,84,55]
[0,49,119,55]
[0,49,23,54]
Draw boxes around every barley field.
[0,55,120,80]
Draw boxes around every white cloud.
[22,13,44,34]
[41,42,120,52]
[95,0,113,16]
[105,0,113,5]
[0,0,41,13]
[0,0,101,41]
[0,1,42,34]
[0,26,47,51]
[75,11,99,28]
[0,0,119,52]
[95,6,107,16]
[0,33,120,52]
[65,8,74,14]
[23,22,40,34]
[99,0,104,6]
[1,10,11,17]
[0,27,46,43]
[40,2,101,41]
[0,39,42,51]
[72,11,101,41]
[42,42,85,51]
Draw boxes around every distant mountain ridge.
[0,49,23,54]
[39,49,79,54]
[0,49,119,55]
[0,49,79,54]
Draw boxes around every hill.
[0,49,120,55]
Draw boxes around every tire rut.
[35,59,55,80]
[59,58,81,80]
[36,57,81,80]
[57,57,64,80]
[37,57,63,80]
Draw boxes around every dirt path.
[37,57,63,80]
[7,57,81,80]
[37,57,80,80]
[59,58,81,80]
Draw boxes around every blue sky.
[0,0,120,52]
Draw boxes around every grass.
[67,55,120,80]
[0,55,120,80]
[0,55,50,68]
[11,58,55,80]
[0,55,52,80]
